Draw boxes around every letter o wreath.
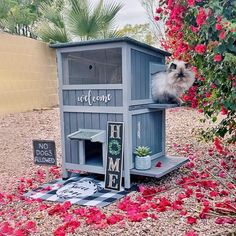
[108,139,121,156]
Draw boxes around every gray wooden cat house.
[51,37,188,189]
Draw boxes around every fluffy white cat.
[151,60,195,104]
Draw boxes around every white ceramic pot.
[135,155,151,170]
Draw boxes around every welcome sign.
[105,122,124,191]
[77,90,112,106]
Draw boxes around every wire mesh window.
[65,48,122,85]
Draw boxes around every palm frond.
[36,21,69,43]
[100,2,123,25]
[39,1,64,29]
[99,1,123,37]
[67,0,103,39]
[104,28,122,38]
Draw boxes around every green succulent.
[134,146,151,157]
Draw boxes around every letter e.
[108,174,119,189]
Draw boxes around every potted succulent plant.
[134,146,152,170]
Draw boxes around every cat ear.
[169,63,177,70]
[185,63,190,69]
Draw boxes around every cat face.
[167,60,195,88]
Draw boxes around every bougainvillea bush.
[155,0,236,149]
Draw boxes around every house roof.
[49,37,171,56]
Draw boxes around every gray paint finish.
[131,49,164,100]
[132,111,163,159]
[63,89,123,106]
[50,37,171,56]
[64,112,123,164]
[54,39,190,189]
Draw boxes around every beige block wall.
[0,33,58,116]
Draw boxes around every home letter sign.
[105,122,124,191]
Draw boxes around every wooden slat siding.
[84,113,92,129]
[63,90,69,105]
[131,50,135,101]
[68,90,76,106]
[145,59,149,99]
[64,112,123,164]
[64,112,71,163]
[136,114,141,147]
[136,51,141,101]
[115,114,123,122]
[132,115,137,162]
[144,113,149,147]
[150,111,155,153]
[153,111,163,153]
[140,55,146,100]
[99,113,108,131]
[108,114,116,123]
[70,113,79,164]
[157,111,163,151]
[132,111,163,155]
[115,90,123,106]
[131,49,164,100]
[91,113,100,129]
[76,112,84,130]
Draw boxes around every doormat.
[24,176,130,207]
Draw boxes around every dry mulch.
[0,108,235,236]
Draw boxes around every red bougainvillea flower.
[221,106,228,115]
[107,214,124,225]
[196,7,207,27]
[190,26,199,33]
[0,222,14,235]
[217,16,223,22]
[187,0,195,6]
[25,221,36,233]
[155,161,162,167]
[211,83,217,89]
[85,207,106,225]
[156,7,163,14]
[215,23,223,30]
[219,31,226,39]
[154,16,160,21]
[128,212,148,222]
[187,216,197,224]
[215,217,236,224]
[185,231,198,236]
[195,44,206,54]
[214,54,222,62]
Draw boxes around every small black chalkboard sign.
[105,122,124,191]
[33,140,56,166]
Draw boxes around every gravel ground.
[0,108,235,236]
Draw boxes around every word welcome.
[77,90,112,106]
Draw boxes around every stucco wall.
[0,33,58,115]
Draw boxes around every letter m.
[108,157,120,172]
